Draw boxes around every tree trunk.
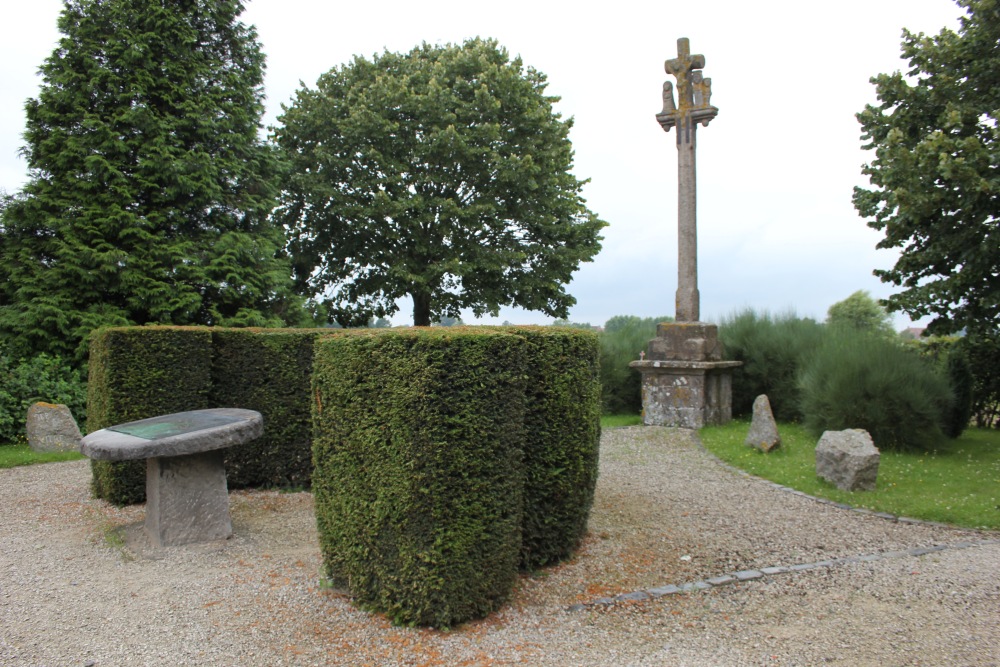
[412,291,432,327]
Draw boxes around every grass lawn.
[601,414,643,428]
[0,442,85,469]
[699,420,1000,531]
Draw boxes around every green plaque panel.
[108,412,243,441]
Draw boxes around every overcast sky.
[1,0,966,328]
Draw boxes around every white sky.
[0,0,965,328]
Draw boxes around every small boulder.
[815,429,879,491]
[26,402,82,453]
[744,394,780,452]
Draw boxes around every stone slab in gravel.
[2,426,997,666]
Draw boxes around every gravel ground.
[1,426,998,666]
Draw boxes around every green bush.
[86,327,213,505]
[312,328,527,628]
[799,329,953,451]
[599,315,670,414]
[0,347,87,444]
[718,309,825,421]
[506,326,601,569]
[210,329,318,489]
[958,333,1000,428]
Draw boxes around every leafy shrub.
[799,329,953,451]
[718,309,825,421]
[0,347,86,444]
[599,315,670,414]
[959,333,1000,428]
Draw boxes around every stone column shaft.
[676,115,699,323]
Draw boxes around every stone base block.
[145,450,233,547]
[629,360,741,429]
[646,322,723,362]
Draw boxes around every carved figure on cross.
[657,38,717,132]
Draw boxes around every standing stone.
[815,429,880,491]
[25,402,82,453]
[745,394,780,452]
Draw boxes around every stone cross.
[656,38,717,322]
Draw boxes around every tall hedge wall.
[504,327,602,569]
[210,329,317,490]
[86,327,213,505]
[312,329,528,628]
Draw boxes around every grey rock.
[25,403,82,453]
[815,429,880,491]
[744,394,780,452]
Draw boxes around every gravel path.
[2,426,998,666]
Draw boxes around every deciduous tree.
[0,0,303,359]
[854,0,1000,336]
[272,38,605,327]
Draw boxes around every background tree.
[273,38,606,327]
[826,290,896,338]
[853,0,1000,336]
[0,0,303,360]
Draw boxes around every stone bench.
[81,408,263,548]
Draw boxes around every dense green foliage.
[273,38,606,327]
[310,326,601,626]
[507,327,601,569]
[718,309,825,421]
[0,346,87,444]
[799,329,953,451]
[87,327,213,504]
[700,420,1000,530]
[826,290,895,338]
[312,329,527,627]
[598,315,670,414]
[957,332,1000,427]
[210,329,318,489]
[0,0,302,360]
[854,0,1000,336]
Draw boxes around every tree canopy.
[0,0,303,360]
[826,290,896,338]
[853,0,1000,336]
[272,38,606,327]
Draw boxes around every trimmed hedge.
[86,327,213,505]
[210,329,317,489]
[312,328,528,628]
[506,326,601,569]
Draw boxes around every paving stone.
[705,575,736,586]
[678,581,711,592]
[646,585,681,597]
[788,563,818,572]
[734,570,763,581]
[761,566,790,575]
[616,591,650,602]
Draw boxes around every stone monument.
[630,38,739,428]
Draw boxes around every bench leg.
[145,450,233,547]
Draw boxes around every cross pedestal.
[629,322,740,428]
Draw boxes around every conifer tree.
[0,0,302,359]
